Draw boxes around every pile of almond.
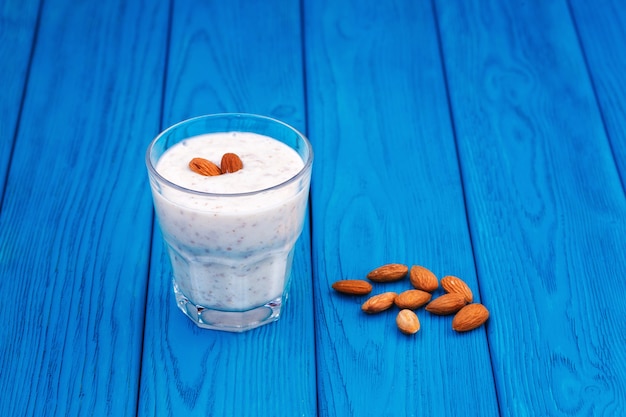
[332,264,490,335]
[189,152,243,176]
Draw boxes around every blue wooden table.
[2,0,625,415]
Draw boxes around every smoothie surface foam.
[156,132,304,194]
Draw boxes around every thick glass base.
[173,282,283,332]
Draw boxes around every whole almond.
[452,303,490,332]
[331,280,372,295]
[367,263,408,282]
[361,292,397,314]
[189,158,222,176]
[394,289,432,310]
[409,265,439,292]
[221,152,244,173]
[441,275,473,303]
[425,293,467,315]
[396,309,420,335]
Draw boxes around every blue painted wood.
[0,0,40,199]
[0,0,168,415]
[304,0,499,415]
[435,0,626,414]
[137,1,317,416]
[2,0,626,415]
[569,0,626,190]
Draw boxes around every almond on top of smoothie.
[189,157,222,176]
[220,152,244,173]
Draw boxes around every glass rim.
[145,113,313,198]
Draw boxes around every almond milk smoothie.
[146,114,312,332]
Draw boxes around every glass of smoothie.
[146,113,313,332]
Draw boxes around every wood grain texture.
[435,0,626,415]
[0,0,40,198]
[304,0,498,415]
[0,0,168,415]
[569,0,626,190]
[137,1,317,416]
[3,0,626,415]
[162,0,306,129]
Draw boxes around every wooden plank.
[137,1,317,416]
[0,0,40,198]
[435,0,626,414]
[0,0,168,415]
[304,0,499,415]
[569,0,626,189]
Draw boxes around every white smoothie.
[151,132,309,312]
